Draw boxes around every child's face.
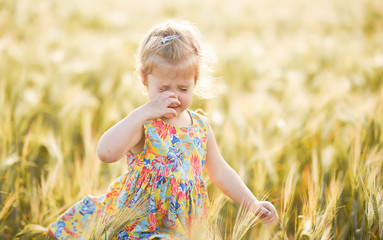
[145,64,196,119]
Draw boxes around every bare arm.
[97,106,147,163]
[97,91,180,163]
[205,124,279,225]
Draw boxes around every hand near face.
[143,91,181,120]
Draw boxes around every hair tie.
[161,35,180,44]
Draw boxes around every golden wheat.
[1,0,383,239]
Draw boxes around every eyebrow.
[158,84,191,88]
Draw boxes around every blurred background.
[1,0,383,239]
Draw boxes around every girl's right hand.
[97,91,180,163]
[142,91,181,120]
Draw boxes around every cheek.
[147,88,159,100]
[179,93,193,106]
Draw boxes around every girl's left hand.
[254,201,279,225]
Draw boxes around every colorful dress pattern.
[47,110,210,240]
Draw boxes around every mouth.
[168,105,180,110]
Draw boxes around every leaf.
[367,194,374,230]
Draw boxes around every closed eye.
[179,88,188,92]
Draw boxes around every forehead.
[148,56,198,84]
[150,66,193,82]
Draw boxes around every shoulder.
[143,119,157,128]
[189,109,211,140]
[190,109,210,126]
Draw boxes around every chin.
[163,108,184,119]
[162,114,176,119]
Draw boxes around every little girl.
[46,20,279,239]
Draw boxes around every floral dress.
[47,110,210,240]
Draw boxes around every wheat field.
[1,0,383,239]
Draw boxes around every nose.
[167,90,179,99]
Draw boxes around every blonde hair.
[136,20,217,98]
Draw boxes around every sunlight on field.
[1,0,383,239]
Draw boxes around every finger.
[253,207,270,219]
[165,107,177,114]
[164,97,181,107]
[261,213,275,224]
[155,92,174,103]
[160,91,177,99]
[257,203,279,224]
[262,202,277,216]
[258,206,271,216]
[162,108,177,119]
[263,212,279,225]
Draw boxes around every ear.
[194,76,198,86]
[141,69,148,87]
[194,70,199,86]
